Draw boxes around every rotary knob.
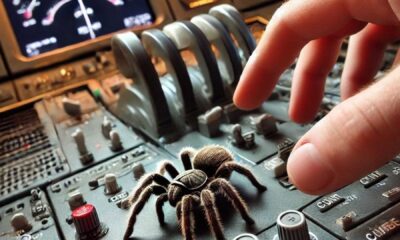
[109,130,123,152]
[72,204,108,239]
[72,128,93,164]
[104,174,121,195]
[132,163,146,180]
[276,210,310,240]
[233,233,259,240]
[11,213,32,233]
[101,116,112,139]
[68,192,86,210]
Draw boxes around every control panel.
[304,162,400,238]
[47,143,318,239]
[0,105,68,204]
[37,89,143,172]
[14,51,116,101]
[0,189,60,240]
[0,87,142,203]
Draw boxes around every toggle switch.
[132,163,146,180]
[72,128,88,155]
[223,103,242,124]
[264,157,287,178]
[336,211,357,231]
[198,106,223,138]
[109,130,123,151]
[277,138,295,162]
[11,213,32,233]
[30,189,41,201]
[230,124,255,149]
[72,128,93,164]
[101,116,112,139]
[62,97,82,117]
[104,174,121,195]
[253,114,277,137]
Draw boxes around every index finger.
[233,0,399,110]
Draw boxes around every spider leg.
[215,162,267,191]
[129,173,170,206]
[208,179,254,224]
[180,195,199,240]
[157,160,179,178]
[180,147,196,170]
[176,201,182,221]
[124,185,166,240]
[200,190,225,240]
[155,193,168,225]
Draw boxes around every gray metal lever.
[111,32,178,143]
[141,29,199,126]
[210,4,257,62]
[163,21,227,106]
[191,14,243,95]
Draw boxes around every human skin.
[233,0,400,195]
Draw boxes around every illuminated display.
[3,0,154,57]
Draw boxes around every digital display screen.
[3,0,155,57]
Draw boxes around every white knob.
[72,128,88,155]
[101,117,112,139]
[110,130,123,151]
[104,174,121,195]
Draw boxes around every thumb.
[287,66,400,195]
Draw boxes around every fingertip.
[232,89,261,111]
[233,77,269,110]
[287,143,336,195]
[288,105,316,124]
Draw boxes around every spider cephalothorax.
[169,169,208,206]
[123,145,267,240]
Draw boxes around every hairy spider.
[123,145,267,240]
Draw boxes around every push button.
[316,193,345,213]
[360,171,387,188]
[277,138,294,161]
[347,203,400,240]
[336,211,357,231]
[382,187,400,202]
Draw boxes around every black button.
[359,171,387,188]
[316,193,345,213]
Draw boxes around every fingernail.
[389,0,400,20]
[287,143,334,194]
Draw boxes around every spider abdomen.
[192,145,234,177]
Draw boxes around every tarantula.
[123,145,267,240]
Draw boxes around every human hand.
[234,0,400,195]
